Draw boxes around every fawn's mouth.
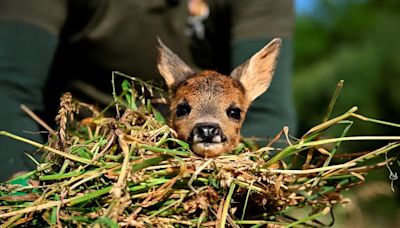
[191,142,226,157]
[193,141,224,148]
[190,135,229,157]
[187,129,227,144]
[189,134,228,156]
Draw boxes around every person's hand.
[188,0,208,17]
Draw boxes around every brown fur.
[157,38,281,157]
[170,71,247,157]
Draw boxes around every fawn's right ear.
[157,38,195,90]
[230,38,281,103]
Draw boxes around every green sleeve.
[0,0,67,181]
[230,0,294,42]
[0,22,61,181]
[231,39,297,140]
[229,0,297,141]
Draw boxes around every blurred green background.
[294,0,400,227]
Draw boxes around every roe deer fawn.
[157,38,281,157]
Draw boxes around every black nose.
[189,123,226,143]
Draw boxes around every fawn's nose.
[190,123,226,143]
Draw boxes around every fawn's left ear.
[230,38,281,102]
[157,38,195,90]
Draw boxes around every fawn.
[157,38,281,157]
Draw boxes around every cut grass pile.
[0,74,399,227]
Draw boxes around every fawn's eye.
[176,101,191,117]
[227,106,241,120]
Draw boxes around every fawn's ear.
[230,38,281,102]
[157,38,195,89]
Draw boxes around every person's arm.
[230,0,297,140]
[0,0,67,181]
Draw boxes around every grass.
[0,74,399,227]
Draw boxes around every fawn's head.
[157,38,281,157]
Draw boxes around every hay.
[0,73,399,227]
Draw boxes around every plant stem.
[219,182,236,228]
[264,136,400,168]
[0,131,95,165]
[323,80,344,122]
[285,207,330,228]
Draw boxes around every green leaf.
[153,107,167,125]
[51,195,60,225]
[68,186,112,206]
[242,139,258,151]
[92,217,119,228]
[39,171,84,181]
[76,147,91,159]
[121,79,137,110]
[121,79,131,92]
[209,177,219,188]
[233,143,246,155]
[164,138,190,150]
[131,155,169,172]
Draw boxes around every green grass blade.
[219,182,236,228]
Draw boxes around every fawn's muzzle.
[189,123,227,144]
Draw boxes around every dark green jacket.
[0,0,295,180]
